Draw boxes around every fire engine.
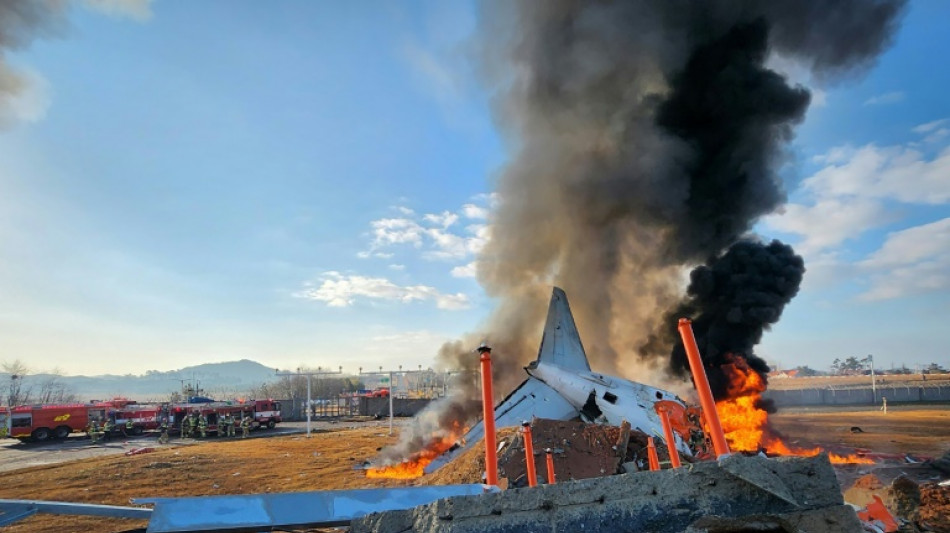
[108,402,169,435]
[167,399,281,435]
[2,403,110,441]
[1,398,281,441]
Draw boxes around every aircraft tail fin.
[535,287,591,372]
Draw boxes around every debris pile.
[352,454,863,533]
[843,471,950,532]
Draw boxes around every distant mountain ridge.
[1,359,279,403]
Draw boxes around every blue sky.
[0,1,947,377]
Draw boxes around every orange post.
[478,344,498,486]
[545,448,556,484]
[677,318,731,458]
[521,421,537,487]
[647,437,660,471]
[655,406,682,468]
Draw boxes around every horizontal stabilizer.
[424,377,577,474]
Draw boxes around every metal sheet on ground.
[137,484,496,532]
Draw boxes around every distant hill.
[1,359,279,403]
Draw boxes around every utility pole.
[275,366,343,438]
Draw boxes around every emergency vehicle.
[168,399,281,435]
[3,403,109,441]
[108,403,169,435]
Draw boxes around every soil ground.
[0,407,947,533]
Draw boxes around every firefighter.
[103,418,114,441]
[241,413,251,438]
[188,411,199,437]
[88,419,100,444]
[224,413,235,438]
[158,418,170,444]
[124,417,134,437]
[180,415,190,439]
[198,414,208,438]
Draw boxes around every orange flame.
[366,423,466,480]
[714,355,874,465]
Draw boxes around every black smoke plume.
[377,0,905,463]
[667,240,805,399]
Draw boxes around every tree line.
[3,359,77,407]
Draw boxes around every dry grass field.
[0,407,947,532]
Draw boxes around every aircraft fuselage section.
[526,362,691,455]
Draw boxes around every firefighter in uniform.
[158,418,170,444]
[224,413,235,437]
[102,418,114,441]
[198,414,208,438]
[241,413,251,438]
[88,419,100,444]
[180,415,190,438]
[188,411,199,437]
[125,418,134,437]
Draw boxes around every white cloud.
[395,206,415,215]
[360,198,493,273]
[461,204,488,219]
[298,272,470,310]
[803,144,950,205]
[423,211,459,228]
[370,218,424,248]
[863,91,905,106]
[450,261,477,278]
[82,0,153,21]
[912,118,949,134]
[858,218,950,301]
[388,264,405,271]
[764,199,888,255]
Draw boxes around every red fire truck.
[108,403,169,435]
[167,399,281,435]
[1,398,281,441]
[3,403,110,441]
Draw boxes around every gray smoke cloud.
[379,0,907,463]
[0,0,151,128]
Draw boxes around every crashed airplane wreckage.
[0,288,870,532]
[426,286,695,474]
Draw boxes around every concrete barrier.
[765,384,950,407]
[351,454,863,533]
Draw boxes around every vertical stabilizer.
[535,287,591,372]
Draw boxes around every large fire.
[365,423,466,480]
[715,354,874,465]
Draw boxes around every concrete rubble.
[352,454,863,533]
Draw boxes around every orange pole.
[521,421,537,487]
[545,448,556,484]
[647,437,660,471]
[678,318,730,458]
[655,406,682,468]
[478,345,498,486]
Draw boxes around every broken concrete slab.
[352,454,858,533]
